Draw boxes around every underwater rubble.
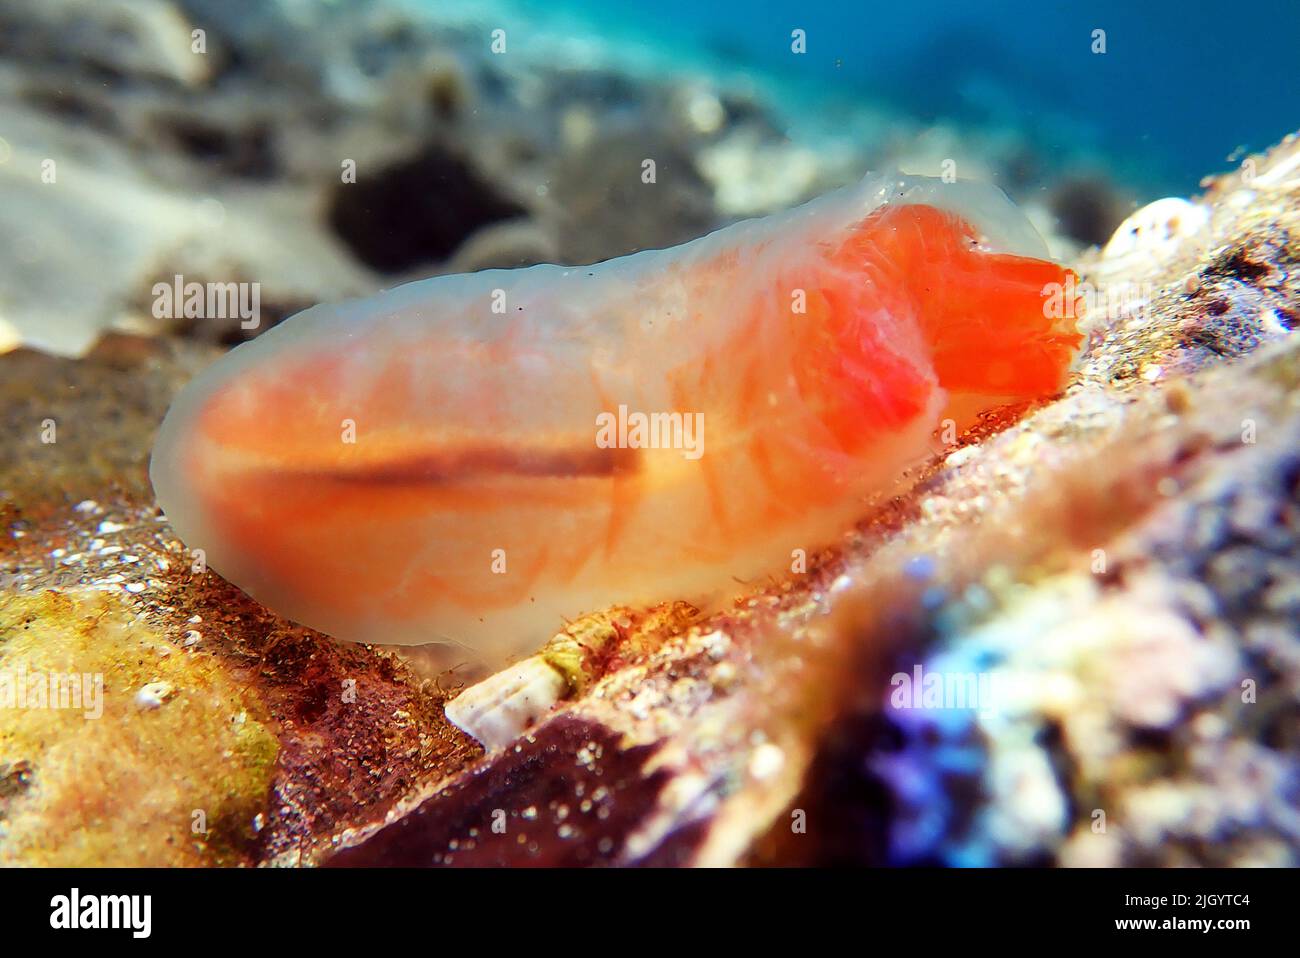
[0,0,1135,356]
[1,0,1298,867]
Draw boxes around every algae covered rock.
[0,589,277,866]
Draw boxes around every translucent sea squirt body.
[150,172,1081,664]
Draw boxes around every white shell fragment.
[1102,197,1210,263]
[444,655,567,750]
[135,681,175,709]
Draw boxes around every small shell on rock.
[443,655,567,751]
[135,681,175,709]
[1102,197,1209,263]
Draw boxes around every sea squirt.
[150,171,1082,664]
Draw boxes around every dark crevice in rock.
[325,145,526,273]
[1206,247,1273,283]
[1048,175,1132,247]
[151,115,279,179]
[0,760,36,820]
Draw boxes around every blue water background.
[498,0,1299,193]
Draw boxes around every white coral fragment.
[443,655,567,751]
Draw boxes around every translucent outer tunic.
[150,172,1081,663]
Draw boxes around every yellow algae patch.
[0,589,278,866]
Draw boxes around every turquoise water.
[443,0,1300,192]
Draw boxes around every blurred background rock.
[2,0,1296,356]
